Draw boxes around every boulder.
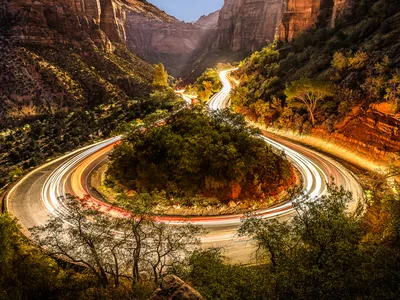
[150,275,204,300]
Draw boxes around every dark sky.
[147,0,224,22]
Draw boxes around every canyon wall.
[124,11,216,77]
[4,0,116,46]
[278,0,353,41]
[213,0,284,52]
[278,0,322,42]
[2,0,353,78]
[2,0,175,47]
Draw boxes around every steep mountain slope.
[213,0,284,52]
[232,0,400,162]
[0,0,175,191]
[125,11,215,77]
[195,11,220,29]
[0,0,167,124]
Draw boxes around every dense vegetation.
[185,68,222,101]
[0,34,179,193]
[232,0,400,135]
[0,193,202,299]
[174,180,400,300]
[107,107,292,202]
[1,178,399,299]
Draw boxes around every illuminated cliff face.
[2,0,351,78]
[3,0,174,46]
[5,0,113,44]
[278,0,321,42]
[277,0,351,41]
[213,0,285,52]
[212,0,350,50]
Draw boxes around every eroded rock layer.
[213,0,284,52]
[125,12,215,77]
[2,0,352,78]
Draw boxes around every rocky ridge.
[1,0,354,87]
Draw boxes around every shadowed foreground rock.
[150,275,204,300]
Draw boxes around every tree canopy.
[285,78,334,126]
[152,63,169,89]
[175,182,400,299]
[107,107,292,202]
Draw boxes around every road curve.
[6,69,363,262]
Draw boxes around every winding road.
[6,69,363,263]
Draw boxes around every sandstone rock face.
[3,0,173,46]
[214,0,284,52]
[5,0,102,44]
[150,275,204,300]
[330,0,354,27]
[125,10,217,77]
[278,0,322,42]
[195,11,220,29]
[278,0,352,41]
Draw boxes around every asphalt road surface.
[6,69,363,263]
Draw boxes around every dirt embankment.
[90,162,300,217]
[266,106,400,174]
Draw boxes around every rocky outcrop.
[330,0,354,27]
[125,15,214,77]
[278,0,324,42]
[213,0,284,52]
[150,275,204,300]
[195,11,220,29]
[4,0,114,45]
[124,8,218,77]
[278,0,353,41]
[2,0,175,46]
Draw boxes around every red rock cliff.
[213,0,285,52]
[2,0,172,46]
[278,0,352,41]
[124,9,214,77]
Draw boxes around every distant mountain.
[194,11,220,29]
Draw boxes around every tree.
[239,184,365,299]
[195,68,222,101]
[31,196,124,288]
[152,63,169,89]
[385,72,400,113]
[173,249,272,300]
[285,78,334,126]
[331,51,348,71]
[0,213,90,299]
[197,81,213,101]
[31,194,202,288]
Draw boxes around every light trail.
[37,68,361,227]
[6,68,363,258]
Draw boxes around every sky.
[147,0,224,22]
